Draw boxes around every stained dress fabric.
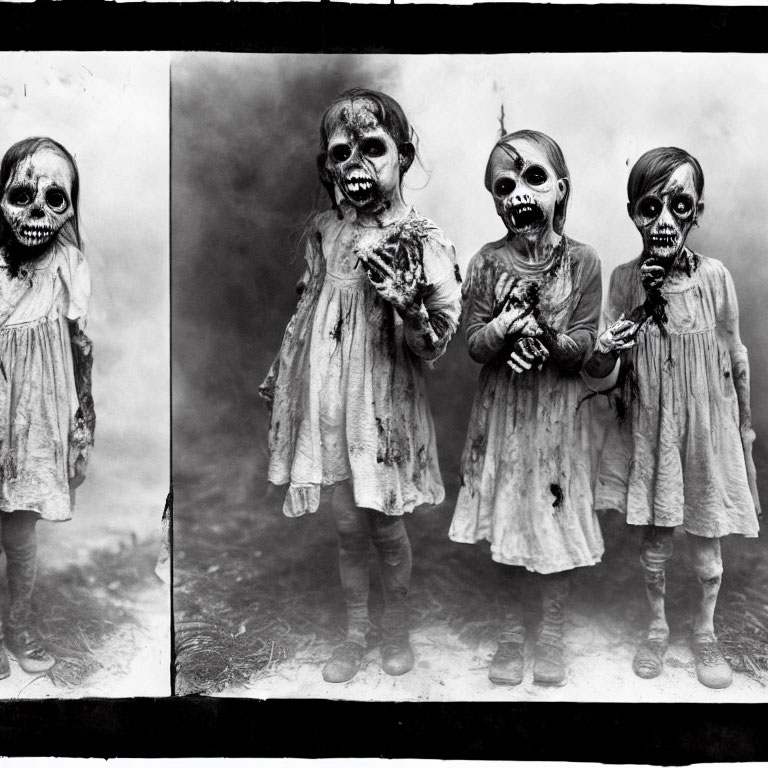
[0,243,91,522]
[594,253,759,537]
[264,206,462,518]
[449,235,605,574]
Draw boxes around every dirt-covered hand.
[595,314,638,354]
[493,273,541,338]
[508,337,549,374]
[640,260,667,291]
[362,235,426,315]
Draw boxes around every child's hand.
[595,314,638,354]
[362,238,427,316]
[640,260,667,290]
[496,302,541,338]
[492,272,541,338]
[508,337,549,374]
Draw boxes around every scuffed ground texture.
[173,421,768,701]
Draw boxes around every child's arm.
[400,236,462,362]
[537,246,602,373]
[717,265,760,516]
[583,265,638,390]
[464,256,540,364]
[258,228,318,407]
[717,266,752,435]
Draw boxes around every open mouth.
[507,203,544,230]
[649,233,677,250]
[18,226,54,246]
[342,174,377,205]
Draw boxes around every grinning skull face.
[489,138,567,240]
[322,98,404,212]
[630,163,701,266]
[1,148,74,249]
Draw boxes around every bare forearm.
[731,343,752,430]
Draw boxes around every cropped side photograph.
[172,51,766,702]
[0,52,171,698]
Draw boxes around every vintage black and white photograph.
[0,52,171,698]
[172,52,767,702]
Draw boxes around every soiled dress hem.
[269,478,445,518]
[450,530,604,574]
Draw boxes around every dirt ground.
[0,468,170,700]
[173,436,768,702]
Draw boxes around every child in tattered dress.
[260,89,462,683]
[584,147,760,689]
[0,137,94,676]
[450,130,604,686]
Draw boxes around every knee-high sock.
[639,525,675,644]
[493,563,524,643]
[368,510,411,640]
[538,570,570,642]
[331,484,371,646]
[1,510,39,632]
[687,534,723,639]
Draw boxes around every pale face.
[631,163,701,264]
[489,138,567,239]
[323,98,402,211]
[1,148,75,248]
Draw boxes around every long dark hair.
[0,137,81,250]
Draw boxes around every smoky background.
[173,51,768,506]
[0,53,170,696]
[172,52,767,697]
[0,52,170,560]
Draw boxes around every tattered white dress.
[263,207,462,518]
[0,243,90,521]
[594,254,759,537]
[449,236,604,574]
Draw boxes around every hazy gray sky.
[0,52,170,540]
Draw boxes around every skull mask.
[1,147,75,249]
[489,138,568,240]
[320,97,412,212]
[630,163,701,267]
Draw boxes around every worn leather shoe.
[0,647,9,680]
[380,637,414,676]
[322,641,366,683]
[533,636,567,687]
[6,628,54,674]
[632,638,667,679]
[691,633,732,689]
[489,641,524,686]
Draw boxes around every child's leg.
[687,533,731,688]
[633,524,674,679]
[322,482,370,683]
[533,569,570,686]
[489,564,525,685]
[1,509,53,672]
[368,510,413,676]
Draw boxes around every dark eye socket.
[671,194,694,217]
[523,165,548,186]
[494,178,516,197]
[329,144,352,163]
[8,186,33,206]
[638,196,662,218]
[361,138,386,158]
[46,189,68,210]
